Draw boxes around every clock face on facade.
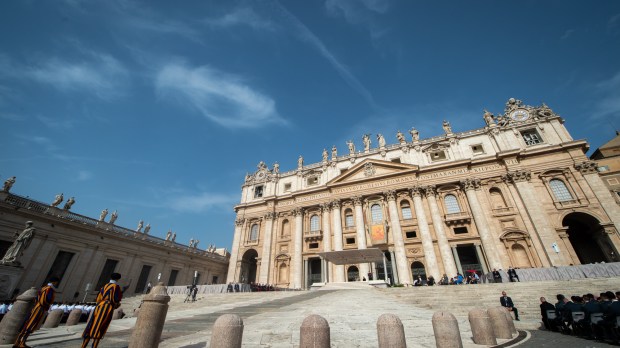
[510,109,530,121]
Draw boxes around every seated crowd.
[0,301,105,324]
[413,271,482,286]
[540,290,620,344]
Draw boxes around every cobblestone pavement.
[518,330,618,348]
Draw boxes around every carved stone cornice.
[502,170,532,184]
[235,218,245,227]
[291,208,303,216]
[574,161,598,175]
[352,196,363,206]
[319,203,331,212]
[264,212,276,220]
[423,185,437,197]
[384,190,396,201]
[460,178,481,191]
[331,200,341,209]
[410,186,423,197]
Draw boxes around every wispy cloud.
[169,191,238,213]
[591,71,620,121]
[37,115,76,130]
[77,170,93,181]
[155,62,283,128]
[560,29,575,40]
[275,2,380,111]
[325,0,390,39]
[205,7,275,30]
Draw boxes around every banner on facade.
[370,224,386,243]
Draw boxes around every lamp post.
[193,270,198,286]
[82,283,91,302]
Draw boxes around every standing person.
[500,291,520,321]
[191,285,198,302]
[81,273,122,348]
[13,276,59,348]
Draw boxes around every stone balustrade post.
[432,311,462,348]
[66,308,83,326]
[42,309,64,328]
[0,287,37,345]
[210,314,244,348]
[377,313,406,348]
[467,309,496,345]
[487,307,512,339]
[128,282,170,348]
[300,314,330,348]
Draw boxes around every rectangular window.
[135,265,152,293]
[284,183,292,192]
[405,231,417,238]
[168,269,179,286]
[471,144,484,154]
[521,129,543,145]
[254,185,264,198]
[401,207,413,220]
[309,242,319,249]
[391,158,401,163]
[607,178,619,185]
[45,251,75,285]
[346,237,356,244]
[212,275,218,284]
[453,227,468,234]
[430,151,447,161]
[307,176,319,186]
[345,215,354,228]
[95,259,119,290]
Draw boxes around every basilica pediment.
[326,159,419,186]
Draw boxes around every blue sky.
[1,0,620,251]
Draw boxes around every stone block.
[377,313,406,348]
[210,314,244,348]
[300,314,330,348]
[467,308,496,345]
[42,309,64,328]
[432,311,462,348]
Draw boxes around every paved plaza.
[19,285,617,348]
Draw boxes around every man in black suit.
[500,291,520,320]
[492,268,502,283]
[507,266,519,282]
[540,297,556,330]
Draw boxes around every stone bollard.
[112,307,125,320]
[503,309,517,334]
[42,309,64,328]
[432,311,462,348]
[128,282,170,348]
[66,309,83,326]
[300,314,330,348]
[467,309,496,345]
[210,314,244,348]
[487,307,512,339]
[377,314,406,348]
[0,287,38,345]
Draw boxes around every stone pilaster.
[410,186,440,280]
[352,196,369,279]
[331,200,345,282]
[424,185,458,277]
[320,203,332,282]
[385,190,412,285]
[226,218,244,282]
[460,178,502,270]
[292,208,304,289]
[389,248,399,284]
[258,212,275,284]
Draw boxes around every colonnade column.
[474,244,489,274]
[258,212,275,284]
[352,196,369,279]
[424,186,458,277]
[227,217,244,282]
[460,178,502,270]
[503,171,564,266]
[292,208,304,289]
[410,186,440,279]
[451,246,463,274]
[320,203,332,283]
[331,200,345,282]
[389,248,399,284]
[385,190,411,285]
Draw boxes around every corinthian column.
[258,212,275,284]
[352,196,369,278]
[227,218,244,282]
[410,186,440,279]
[460,178,502,269]
[292,208,304,289]
[331,200,345,282]
[320,203,332,283]
[385,190,412,285]
[424,185,458,277]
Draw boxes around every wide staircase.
[379,277,620,327]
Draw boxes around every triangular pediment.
[326,159,419,186]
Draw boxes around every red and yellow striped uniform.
[82,281,122,339]
[19,284,55,334]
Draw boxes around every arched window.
[400,201,413,220]
[489,188,507,208]
[345,209,354,227]
[249,224,259,241]
[444,194,460,214]
[310,214,320,231]
[281,219,290,237]
[549,179,573,201]
[371,204,383,224]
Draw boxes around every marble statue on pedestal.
[273,162,279,174]
[347,140,355,155]
[136,220,143,232]
[99,209,108,222]
[165,230,172,241]
[396,131,406,144]
[109,210,118,224]
[442,120,452,134]
[362,134,371,151]
[63,197,75,210]
[377,134,386,148]
[3,176,16,192]
[171,232,177,242]
[143,224,150,234]
[1,221,36,265]
[51,193,63,207]
[483,110,495,126]
[322,148,328,162]
[409,127,419,141]
[331,145,337,159]
[298,155,304,169]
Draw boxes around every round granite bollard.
[66,308,83,326]
[0,287,37,345]
[377,314,406,348]
[467,309,496,345]
[432,311,463,348]
[487,307,512,339]
[503,309,517,334]
[112,307,125,320]
[300,314,330,348]
[128,282,170,348]
[210,314,244,348]
[42,309,64,328]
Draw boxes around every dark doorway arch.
[563,212,616,264]
[411,261,426,280]
[240,249,258,283]
[347,266,359,281]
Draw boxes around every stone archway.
[411,261,426,280]
[240,249,258,284]
[347,266,359,281]
[562,212,616,264]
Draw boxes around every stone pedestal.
[300,314,330,348]
[128,282,170,348]
[0,265,24,301]
[66,309,83,326]
[42,309,64,328]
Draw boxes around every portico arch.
[411,261,426,280]
[347,265,359,281]
[239,249,258,284]
[562,212,618,264]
